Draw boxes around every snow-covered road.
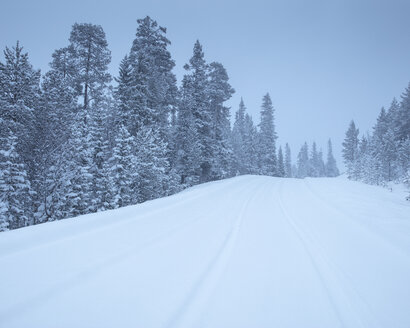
[0,176,409,328]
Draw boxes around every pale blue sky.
[1,0,409,168]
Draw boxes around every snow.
[0,175,409,328]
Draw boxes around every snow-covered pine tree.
[309,142,320,177]
[181,40,212,182]
[69,23,112,110]
[0,42,40,228]
[128,16,177,140]
[89,101,113,212]
[257,93,277,176]
[325,139,339,177]
[342,120,359,179]
[136,127,171,202]
[395,86,410,178]
[277,146,285,177]
[110,125,137,208]
[62,110,94,218]
[231,98,246,175]
[372,107,397,182]
[317,149,326,177]
[34,50,79,221]
[175,70,201,186]
[207,62,234,180]
[243,113,258,174]
[0,131,32,230]
[285,143,292,178]
[297,142,309,178]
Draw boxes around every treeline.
[342,84,410,188]
[0,16,339,232]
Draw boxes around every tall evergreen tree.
[180,40,212,182]
[207,62,234,179]
[257,93,277,176]
[0,42,40,228]
[342,120,359,179]
[69,23,111,110]
[127,16,178,138]
[309,142,320,177]
[110,125,137,208]
[243,113,258,174]
[285,143,292,178]
[297,142,309,178]
[231,98,247,175]
[325,139,339,177]
[277,146,285,177]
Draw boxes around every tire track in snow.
[165,180,267,328]
[275,180,350,328]
[276,180,382,328]
[0,188,235,324]
[0,177,244,261]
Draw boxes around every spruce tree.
[232,99,246,175]
[277,146,285,177]
[110,125,137,208]
[243,113,258,174]
[69,23,111,110]
[285,143,292,178]
[325,139,339,177]
[342,120,359,179]
[257,93,277,176]
[208,62,234,179]
[297,142,309,178]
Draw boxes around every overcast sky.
[1,0,410,168]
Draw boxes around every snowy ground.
[0,176,409,328]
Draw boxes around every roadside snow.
[0,176,409,328]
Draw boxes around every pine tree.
[231,98,246,175]
[136,127,170,202]
[207,62,234,180]
[372,107,397,182]
[110,125,137,208]
[243,113,258,174]
[0,42,40,227]
[131,17,177,135]
[69,23,112,110]
[277,146,285,177]
[309,142,320,177]
[34,53,78,221]
[175,71,201,186]
[342,120,359,179]
[0,132,32,229]
[325,139,339,177]
[285,143,292,178]
[257,93,277,176]
[297,142,309,178]
[182,40,212,182]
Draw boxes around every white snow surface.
[0,176,410,328]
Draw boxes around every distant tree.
[325,139,339,177]
[257,93,277,176]
[277,146,285,177]
[231,99,246,175]
[243,113,258,174]
[284,143,292,178]
[297,142,309,178]
[342,120,359,179]
[309,142,320,177]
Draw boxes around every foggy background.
[1,0,410,168]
